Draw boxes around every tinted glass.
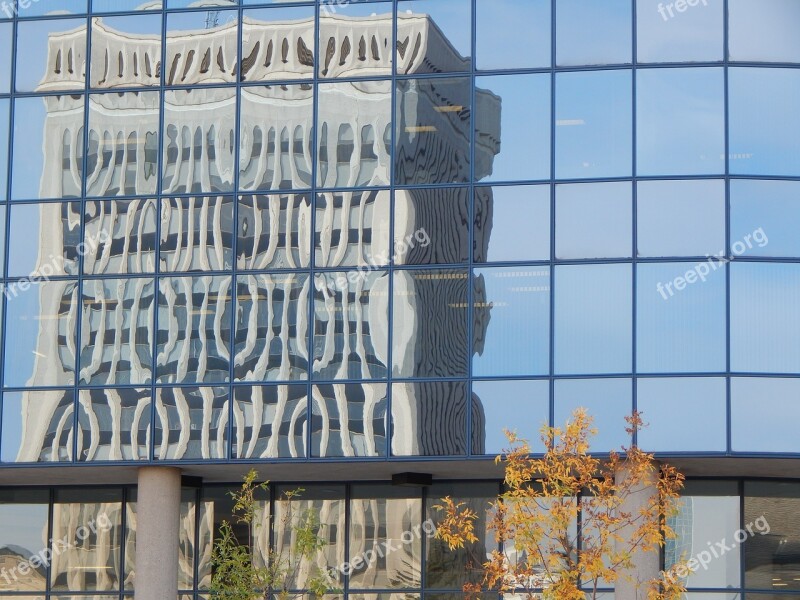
[237,193,312,269]
[160,196,234,272]
[476,0,549,70]
[556,0,632,66]
[16,18,86,92]
[153,386,229,460]
[393,188,467,266]
[84,200,158,274]
[91,15,162,89]
[554,378,632,452]
[232,385,308,459]
[472,379,549,455]
[241,7,315,81]
[8,201,81,277]
[636,0,723,63]
[729,0,800,63]
[311,383,388,457]
[556,182,632,259]
[0,22,11,93]
[477,185,550,263]
[77,388,152,461]
[730,180,796,257]
[391,381,468,456]
[319,3,392,78]
[732,378,800,453]
[398,0,471,73]
[165,10,238,85]
[1,390,75,463]
[0,490,49,591]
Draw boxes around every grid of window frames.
[0,0,798,465]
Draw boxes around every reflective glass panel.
[636,67,725,176]
[637,262,727,373]
[744,481,800,590]
[472,379,549,455]
[77,388,152,461]
[317,189,392,267]
[237,193,312,269]
[730,262,800,373]
[83,199,158,274]
[0,98,8,200]
[637,179,725,257]
[555,70,632,179]
[160,196,234,272]
[17,0,87,16]
[393,187,467,266]
[86,92,159,197]
[319,3,392,78]
[473,267,550,377]
[349,485,423,589]
[0,489,49,591]
[636,0,723,63]
[395,77,471,185]
[391,381,468,456]
[16,18,86,92]
[91,15,162,89]
[731,180,798,258]
[732,378,800,453]
[554,264,632,375]
[8,201,81,278]
[234,273,309,382]
[240,85,314,191]
[153,386,229,460]
[729,67,800,177]
[637,378,727,451]
[93,0,162,11]
[232,385,308,459]
[475,74,549,183]
[163,88,236,193]
[241,7,315,81]
[556,0,632,66]
[476,185,550,263]
[398,0,471,73]
[392,269,468,378]
[12,95,85,201]
[554,378,632,452]
[156,276,232,383]
[165,10,238,85]
[4,280,78,387]
[79,278,155,385]
[665,481,741,589]
[0,23,10,92]
[50,489,123,592]
[476,0,550,70]
[556,182,632,259]
[1,390,75,463]
[314,270,389,380]
[729,0,800,63]
[311,383,388,457]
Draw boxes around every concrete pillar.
[135,467,181,600]
[614,464,660,600]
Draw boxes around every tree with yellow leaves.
[435,408,688,600]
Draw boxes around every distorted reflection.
[311,383,388,457]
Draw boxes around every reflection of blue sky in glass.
[0,99,8,201]
[0,22,11,93]
[637,378,726,452]
[637,179,725,257]
[636,0,723,63]
[400,0,470,62]
[16,0,86,16]
[556,70,632,179]
[476,0,549,70]
[16,18,86,92]
[731,262,800,374]
[557,0,631,66]
[555,378,631,452]
[480,184,550,262]
[12,97,50,200]
[637,262,726,373]
[729,0,800,63]
[731,180,800,257]
[476,74,549,183]
[8,203,50,277]
[96,13,163,35]
[473,266,549,377]
[473,379,548,455]
[732,377,800,452]
[0,494,48,556]
[729,68,800,177]
[93,0,163,11]
[168,0,236,8]
[168,7,238,32]
[555,263,632,375]
[556,181,632,259]
[637,67,725,176]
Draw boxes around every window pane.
[637,179,725,257]
[77,389,151,461]
[398,0,471,73]
[0,98,8,200]
[91,15,162,89]
[554,378,631,452]
[732,378,800,453]
[666,481,741,588]
[1,390,75,463]
[93,0,162,11]
[729,67,800,177]
[232,385,308,459]
[8,201,81,277]
[731,180,799,258]
[730,263,800,373]
[637,262,726,373]
[477,185,550,263]
[241,7,314,82]
[160,196,234,272]
[745,481,800,590]
[0,489,49,591]
[473,267,550,377]
[475,74,550,182]
[636,0,723,63]
[556,70,632,179]
[556,182,632,259]
[392,381,468,456]
[16,18,86,92]
[319,3,392,78]
[17,0,86,16]
[637,378,726,451]
[153,387,229,460]
[476,0,550,70]
[392,269,468,378]
[84,199,158,274]
[0,22,10,93]
[556,0,632,66]
[729,0,800,63]
[311,384,388,457]
[636,67,725,176]
[472,379,549,455]
[394,188,467,266]
[165,10,238,85]
[237,193,312,270]
[555,264,632,375]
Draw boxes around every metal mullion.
[548,0,556,431]
[723,0,733,456]
[464,0,476,459]
[630,0,639,446]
